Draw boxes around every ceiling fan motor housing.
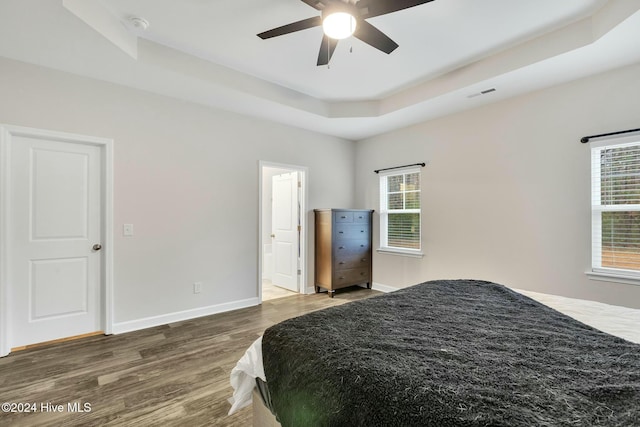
[321,1,359,19]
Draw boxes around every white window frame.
[378,166,424,258]
[587,134,640,286]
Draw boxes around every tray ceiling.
[0,0,639,140]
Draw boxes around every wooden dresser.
[314,209,374,297]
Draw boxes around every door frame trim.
[0,125,114,357]
[258,161,308,303]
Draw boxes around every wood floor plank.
[0,287,379,426]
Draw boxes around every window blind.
[592,139,640,274]
[380,167,421,251]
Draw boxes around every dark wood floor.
[0,287,378,426]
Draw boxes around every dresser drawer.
[335,223,368,240]
[334,242,370,269]
[335,253,370,270]
[334,240,370,254]
[333,268,370,286]
[334,212,353,223]
[353,212,370,223]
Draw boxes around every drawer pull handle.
[360,244,364,247]
[360,230,364,232]
[339,246,344,249]
[340,216,347,219]
[339,276,345,279]
[360,272,365,275]
[339,231,344,234]
[361,258,366,262]
[339,262,344,265]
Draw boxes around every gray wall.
[0,57,356,325]
[355,62,640,309]
[2,53,639,325]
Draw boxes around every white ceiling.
[1,0,639,140]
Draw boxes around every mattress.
[229,281,640,425]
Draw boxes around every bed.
[229,279,640,426]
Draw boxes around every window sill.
[585,270,640,287]
[376,247,424,258]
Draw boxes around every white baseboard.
[112,297,260,335]
[371,282,400,293]
[305,286,316,295]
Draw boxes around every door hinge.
[298,181,301,188]
[297,225,301,232]
[297,269,302,275]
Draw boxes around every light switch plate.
[123,223,134,236]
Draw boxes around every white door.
[9,135,102,347]
[271,172,299,292]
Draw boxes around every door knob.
[92,244,102,251]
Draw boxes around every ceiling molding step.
[127,1,640,122]
[327,101,381,118]
[137,39,328,117]
[62,0,138,59]
[380,3,640,116]
[592,0,640,38]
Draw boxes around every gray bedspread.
[261,279,640,426]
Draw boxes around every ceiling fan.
[257,0,435,66]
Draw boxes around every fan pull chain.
[349,17,353,54]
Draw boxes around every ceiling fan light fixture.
[322,12,356,40]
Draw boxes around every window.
[379,167,422,255]
[591,137,640,277]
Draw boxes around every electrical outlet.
[193,282,202,294]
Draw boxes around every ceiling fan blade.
[317,35,338,66]
[257,16,322,39]
[357,0,435,19]
[300,0,327,11]
[353,20,398,54]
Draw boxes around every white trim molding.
[370,282,401,293]
[102,138,115,334]
[376,247,425,258]
[112,297,260,334]
[0,124,114,356]
[585,270,640,287]
[0,127,11,357]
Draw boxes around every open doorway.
[259,162,308,302]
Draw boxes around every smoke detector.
[129,16,150,31]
